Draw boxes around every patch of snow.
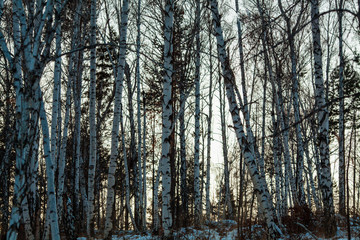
[77,219,360,240]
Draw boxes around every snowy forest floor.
[77,218,360,240]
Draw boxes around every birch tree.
[256,0,294,211]
[104,0,130,237]
[57,0,82,226]
[142,92,147,230]
[0,0,65,239]
[73,3,86,220]
[337,0,346,217]
[125,62,140,229]
[51,0,62,185]
[161,0,174,236]
[205,19,213,220]
[87,0,97,235]
[219,73,232,218]
[193,0,202,225]
[135,0,144,230]
[278,0,306,206]
[310,0,337,236]
[208,0,281,237]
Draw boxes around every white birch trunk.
[161,0,174,236]
[56,67,72,219]
[271,106,282,222]
[179,86,188,220]
[87,0,97,235]
[278,0,306,206]
[26,103,40,240]
[51,0,62,180]
[205,25,213,220]
[27,111,40,237]
[1,0,62,239]
[219,77,232,218]
[337,0,346,217]
[256,0,292,212]
[311,0,337,235]
[209,0,281,237]
[52,0,62,219]
[142,93,147,230]
[73,0,84,218]
[194,0,202,225]
[234,0,266,186]
[276,80,296,206]
[73,58,82,217]
[8,1,38,237]
[21,196,34,240]
[135,0,144,230]
[104,0,129,236]
[304,138,321,210]
[40,92,60,240]
[6,0,60,238]
[6,2,27,238]
[311,124,322,198]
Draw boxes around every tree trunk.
[6,2,29,238]
[87,0,97,235]
[179,85,188,223]
[57,65,72,223]
[278,0,306,206]
[209,0,281,237]
[219,73,232,219]
[311,0,337,236]
[194,0,202,225]
[40,93,61,240]
[104,0,129,237]
[161,0,174,236]
[205,22,213,221]
[57,0,81,219]
[256,0,293,212]
[125,62,140,230]
[120,87,137,233]
[73,29,83,227]
[50,0,62,183]
[337,0,346,217]
[135,0,144,231]
[142,93,147,230]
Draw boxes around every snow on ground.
[77,219,360,239]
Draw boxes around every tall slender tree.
[208,0,281,237]
[205,17,213,220]
[310,0,337,236]
[104,0,130,237]
[135,0,144,231]
[161,0,174,236]
[87,0,97,235]
[193,0,202,225]
[337,0,346,217]
[278,0,306,206]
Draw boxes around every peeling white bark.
[161,0,174,236]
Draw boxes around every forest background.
[0,0,360,239]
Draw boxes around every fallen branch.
[295,222,319,240]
